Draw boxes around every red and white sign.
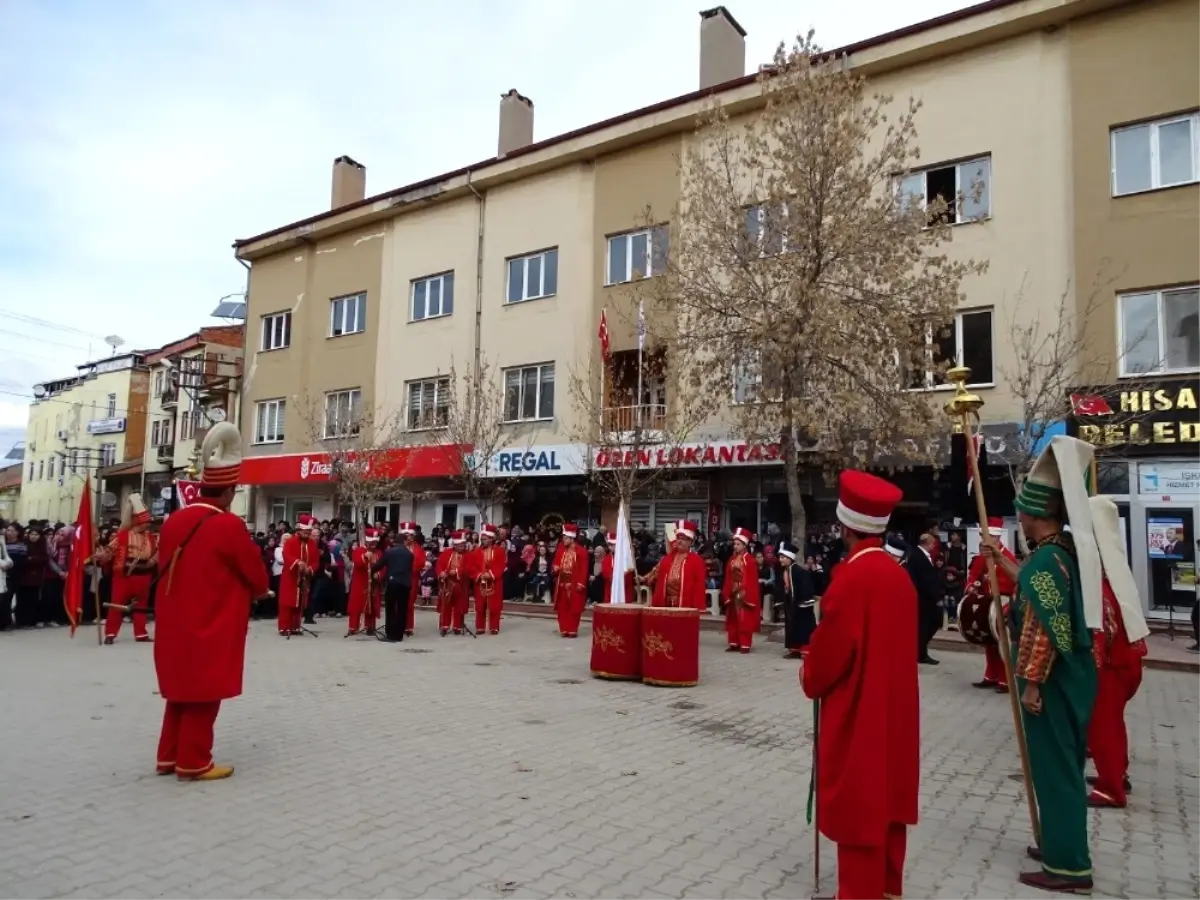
[175,479,201,507]
[593,441,782,469]
[239,445,466,487]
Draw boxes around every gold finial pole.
[945,366,1042,848]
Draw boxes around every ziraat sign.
[299,456,334,480]
[594,441,783,469]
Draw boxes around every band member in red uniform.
[346,528,383,636]
[278,515,318,636]
[400,522,425,636]
[470,523,506,634]
[104,493,157,644]
[722,527,761,653]
[646,520,708,610]
[602,531,636,603]
[552,524,588,637]
[966,516,1018,692]
[154,423,268,781]
[1087,495,1149,809]
[801,471,919,900]
[436,531,469,635]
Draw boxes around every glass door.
[1142,502,1197,622]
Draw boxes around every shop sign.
[87,417,126,435]
[1069,378,1200,455]
[1138,462,1200,496]
[478,445,587,477]
[239,445,464,486]
[593,441,783,469]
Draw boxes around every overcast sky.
[0,0,978,459]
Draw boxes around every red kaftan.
[468,543,506,633]
[650,551,708,610]
[552,543,588,636]
[278,535,318,633]
[801,538,919,880]
[106,527,157,640]
[966,545,1018,686]
[405,541,427,634]
[601,554,636,604]
[347,546,383,632]
[153,503,268,702]
[435,548,469,632]
[721,550,761,650]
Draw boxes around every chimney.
[699,6,747,90]
[497,89,534,157]
[330,155,366,210]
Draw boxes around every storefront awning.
[240,445,466,487]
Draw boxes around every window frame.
[502,362,556,423]
[260,311,292,352]
[329,292,367,338]
[1117,285,1200,378]
[744,201,792,257]
[254,398,286,445]
[323,388,363,439]
[894,155,992,225]
[506,248,559,304]
[909,308,996,391]
[1111,112,1200,197]
[605,225,670,286]
[405,376,451,431]
[410,272,455,322]
[100,443,117,468]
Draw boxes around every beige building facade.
[234,0,1196,543]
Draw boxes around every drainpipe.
[236,253,253,524]
[466,173,485,380]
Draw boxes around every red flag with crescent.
[64,488,93,638]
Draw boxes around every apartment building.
[0,464,21,521]
[141,325,247,517]
[18,353,150,524]
[234,0,1196,545]
[1061,0,1199,621]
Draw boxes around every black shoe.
[972,680,996,688]
[1086,774,1132,794]
[1188,641,1199,653]
[919,656,940,666]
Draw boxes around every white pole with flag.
[610,499,636,605]
[635,299,646,429]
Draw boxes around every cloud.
[0,0,974,432]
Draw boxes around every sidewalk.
[928,625,1199,673]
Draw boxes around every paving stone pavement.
[0,613,1196,900]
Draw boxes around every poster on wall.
[1171,562,1197,592]
[1147,517,1187,559]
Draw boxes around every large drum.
[641,606,701,687]
[957,581,1009,646]
[590,604,643,680]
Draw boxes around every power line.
[0,310,108,340]
[0,328,92,352]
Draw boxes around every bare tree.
[566,350,709,516]
[643,32,987,539]
[436,358,531,525]
[296,393,415,535]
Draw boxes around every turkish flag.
[598,310,611,361]
[1070,393,1114,416]
[176,479,201,508]
[64,488,93,638]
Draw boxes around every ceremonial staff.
[944,365,1041,847]
[807,592,822,896]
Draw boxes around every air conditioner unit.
[28,441,36,452]
[57,430,69,441]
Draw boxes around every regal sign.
[1067,377,1199,455]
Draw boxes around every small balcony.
[602,403,667,433]
[160,385,178,408]
[156,443,175,463]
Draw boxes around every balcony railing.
[160,386,178,407]
[156,443,175,463]
[602,403,667,433]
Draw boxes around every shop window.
[1145,506,1196,616]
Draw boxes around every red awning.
[239,445,465,486]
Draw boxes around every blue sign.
[484,444,586,478]
[495,450,563,474]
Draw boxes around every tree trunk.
[782,430,808,544]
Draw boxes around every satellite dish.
[206,407,227,423]
[104,335,125,356]
[32,384,47,398]
[101,491,118,509]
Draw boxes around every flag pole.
[635,299,645,430]
[945,365,1041,849]
[93,470,103,646]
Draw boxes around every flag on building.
[609,499,636,605]
[63,487,93,638]
[598,310,611,361]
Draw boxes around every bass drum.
[957,582,996,647]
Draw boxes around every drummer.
[722,527,761,653]
[649,520,708,610]
[966,515,1017,693]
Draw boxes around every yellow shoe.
[177,764,234,782]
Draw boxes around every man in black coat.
[372,541,414,642]
[905,532,943,665]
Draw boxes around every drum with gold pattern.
[590,604,643,680]
[640,606,701,687]
[957,581,1010,646]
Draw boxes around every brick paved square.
[0,613,1196,899]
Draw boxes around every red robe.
[405,541,427,634]
[601,554,636,604]
[347,546,383,631]
[722,550,761,650]
[966,544,1017,685]
[435,547,469,631]
[106,527,157,639]
[801,538,919,897]
[650,551,708,610]
[1087,579,1147,806]
[154,503,268,702]
[468,542,506,633]
[552,542,588,636]
[279,535,318,620]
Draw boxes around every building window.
[507,249,558,304]
[150,420,159,446]
[69,449,78,474]
[106,393,117,417]
[744,202,791,256]
[151,418,173,447]
[730,351,784,404]
[323,389,363,439]
[503,363,555,422]
[37,460,43,480]
[180,407,200,441]
[896,155,991,224]
[406,376,450,430]
[411,272,454,322]
[1111,113,1199,196]
[330,292,367,337]
[47,455,55,479]
[254,399,286,444]
[153,371,163,396]
[910,309,995,389]
[1119,286,1200,376]
[606,226,670,286]
[260,311,292,351]
[179,357,203,388]
[100,443,117,467]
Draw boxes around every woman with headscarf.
[18,525,47,627]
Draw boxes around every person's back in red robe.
[405,536,426,636]
[278,532,317,636]
[966,539,1017,689]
